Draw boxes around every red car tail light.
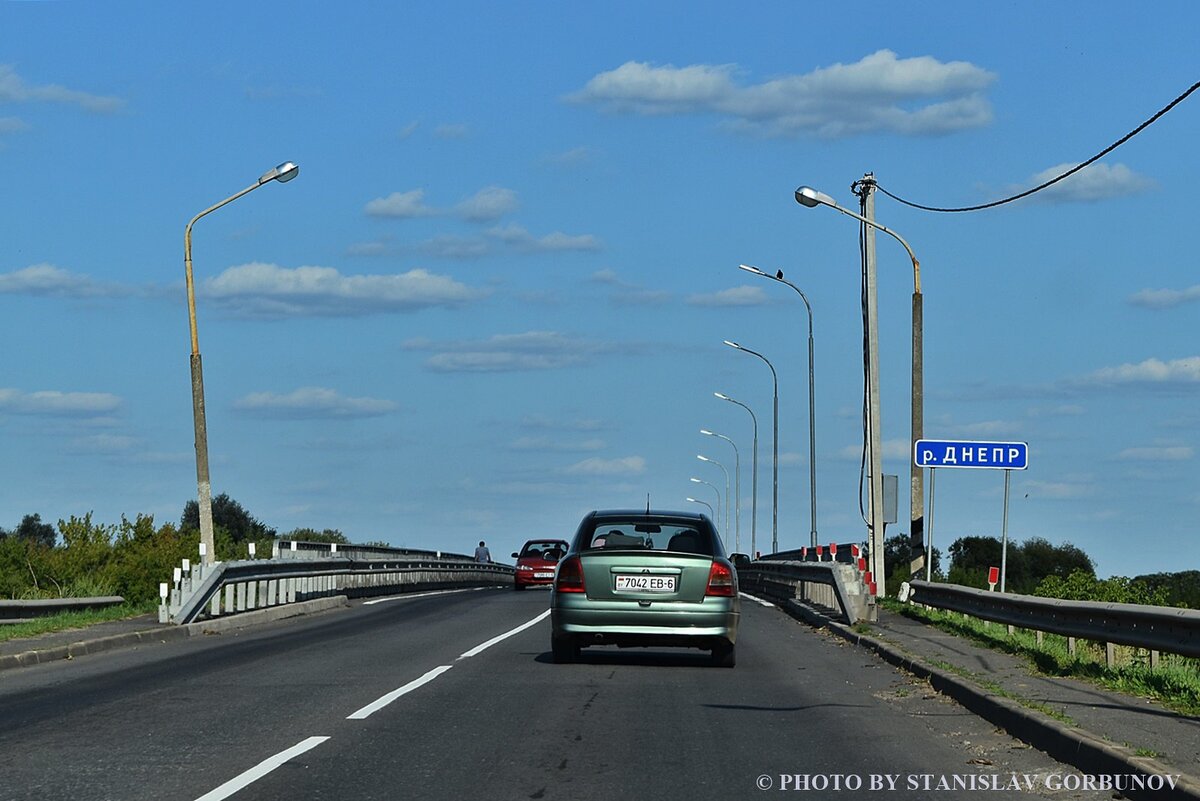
[555,556,586,593]
[705,561,735,597]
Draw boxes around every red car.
[512,539,569,590]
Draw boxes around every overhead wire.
[875,79,1200,213]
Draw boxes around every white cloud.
[485,223,601,252]
[404,331,615,373]
[687,285,770,307]
[521,414,607,432]
[0,264,129,298]
[456,186,518,221]
[509,437,606,453]
[435,123,469,139]
[543,146,592,167]
[568,50,996,138]
[202,262,484,318]
[234,387,397,419]
[0,116,29,134]
[565,456,646,476]
[0,64,124,113]
[1023,480,1094,500]
[1118,446,1193,462]
[1129,284,1200,309]
[364,189,435,218]
[1082,356,1200,387]
[365,185,520,223]
[0,388,121,416]
[1021,162,1155,203]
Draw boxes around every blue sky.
[2,2,1197,578]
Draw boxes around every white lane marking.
[346,665,454,720]
[346,609,549,721]
[740,592,775,607]
[457,609,550,660]
[363,587,487,606]
[194,736,329,801]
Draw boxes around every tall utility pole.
[854,176,887,596]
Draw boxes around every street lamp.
[739,263,818,548]
[724,340,778,554]
[701,429,740,554]
[685,496,714,520]
[184,161,300,565]
[696,454,730,544]
[795,179,921,595]
[715,392,758,557]
[689,477,722,545]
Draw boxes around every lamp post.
[795,179,921,595]
[701,429,740,554]
[724,341,778,553]
[685,496,714,520]
[738,263,818,548]
[696,454,730,544]
[184,161,299,565]
[689,477,722,546]
[716,392,758,558]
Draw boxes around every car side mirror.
[511,552,519,559]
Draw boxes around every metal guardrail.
[905,579,1200,660]
[0,596,126,623]
[160,547,514,625]
[738,560,873,624]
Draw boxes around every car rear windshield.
[520,541,568,559]
[575,518,717,557]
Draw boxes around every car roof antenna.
[645,493,651,514]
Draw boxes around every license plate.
[614,574,676,593]
[534,572,554,578]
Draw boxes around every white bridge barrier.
[737,560,874,624]
[159,541,513,625]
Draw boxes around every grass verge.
[0,601,159,643]
[879,597,1200,717]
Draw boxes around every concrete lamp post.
[795,180,921,595]
[184,161,299,565]
[724,340,779,554]
[738,263,818,548]
[715,392,759,557]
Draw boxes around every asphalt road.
[0,587,1121,801]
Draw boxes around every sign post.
[987,566,999,591]
[914,439,1029,589]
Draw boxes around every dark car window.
[577,519,717,557]
[520,540,568,559]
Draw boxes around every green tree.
[180,494,276,543]
[883,533,941,595]
[1131,570,1200,609]
[284,528,349,544]
[1035,570,1170,605]
[15,514,57,548]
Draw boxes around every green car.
[550,509,740,667]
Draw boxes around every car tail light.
[555,556,586,593]
[705,561,735,597]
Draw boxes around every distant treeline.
[0,494,371,603]
[885,533,1198,609]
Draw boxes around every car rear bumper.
[514,572,556,587]
[551,596,738,647]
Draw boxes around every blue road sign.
[914,439,1028,470]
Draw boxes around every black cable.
[875,79,1200,213]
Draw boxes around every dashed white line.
[363,587,488,605]
[346,664,454,720]
[740,592,775,607]
[193,736,329,801]
[195,608,550,799]
[458,609,550,659]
